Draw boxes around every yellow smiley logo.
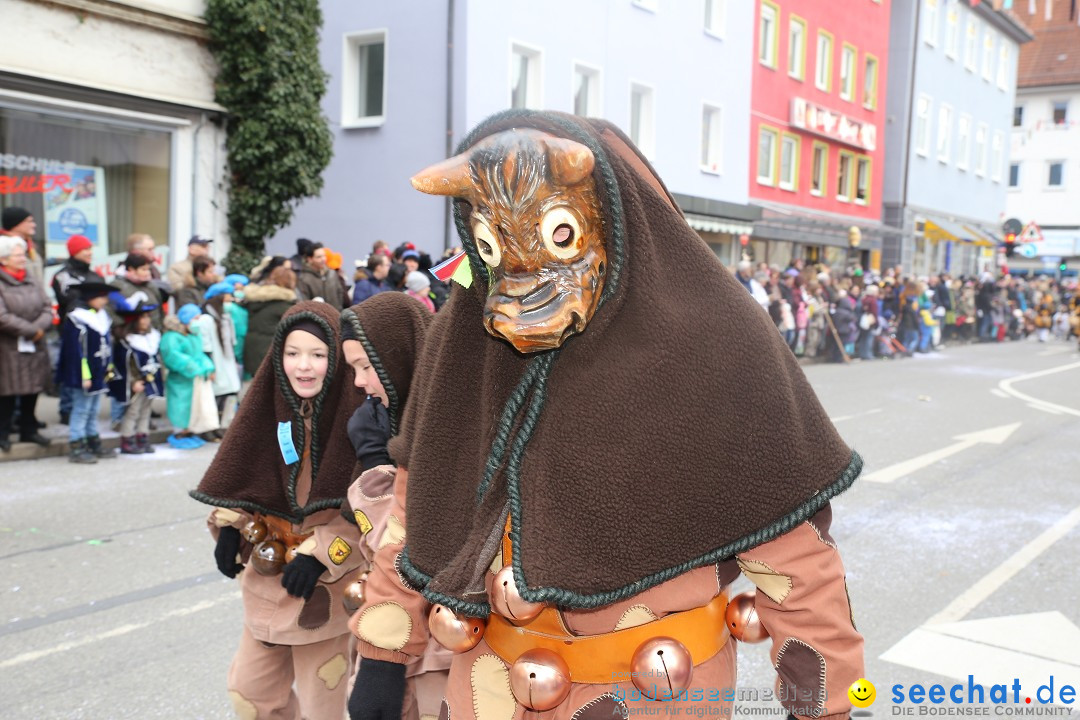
[848,678,876,708]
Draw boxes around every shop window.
[0,106,171,261]
[630,83,655,159]
[789,17,807,80]
[701,105,723,173]
[511,43,543,110]
[810,142,828,196]
[760,1,779,69]
[757,126,778,186]
[573,64,602,117]
[343,30,387,128]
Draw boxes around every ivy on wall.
[204,0,333,274]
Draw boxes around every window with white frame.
[924,0,940,46]
[701,105,723,173]
[964,17,977,70]
[811,143,828,196]
[997,44,1010,89]
[945,3,960,58]
[991,131,1004,182]
[757,126,778,185]
[974,123,988,176]
[630,83,655,158]
[957,114,971,171]
[342,30,387,128]
[837,152,854,201]
[864,55,879,109]
[937,105,953,163]
[705,0,725,36]
[510,44,543,109]
[779,133,799,190]
[855,157,870,204]
[573,64,602,117]
[1048,161,1064,187]
[981,30,994,81]
[840,45,856,102]
[1009,162,1020,188]
[816,32,833,91]
[760,2,779,68]
[916,94,932,157]
[789,17,806,80]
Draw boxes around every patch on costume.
[715,559,740,591]
[614,605,658,630]
[357,601,413,650]
[775,638,827,718]
[488,549,503,574]
[571,693,629,720]
[378,514,406,549]
[438,700,451,720]
[228,690,258,720]
[297,585,332,630]
[328,537,352,565]
[353,510,374,535]
[317,652,348,690]
[471,654,515,720]
[736,558,793,605]
[213,509,241,527]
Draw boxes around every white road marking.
[861,423,1021,484]
[990,388,1009,399]
[998,361,1080,418]
[0,591,241,669]
[927,503,1080,626]
[829,408,882,423]
[1028,403,1063,415]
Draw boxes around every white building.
[0,0,228,272]
[1004,0,1080,277]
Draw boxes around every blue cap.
[177,304,202,325]
[224,273,249,287]
[204,281,234,300]
[401,250,420,260]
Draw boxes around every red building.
[749,0,893,272]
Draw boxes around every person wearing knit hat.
[190,302,365,719]
[0,207,44,287]
[192,282,242,440]
[51,237,107,427]
[161,304,214,449]
[403,271,434,313]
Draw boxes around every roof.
[1011,0,1080,88]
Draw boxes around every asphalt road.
[2,337,1078,719]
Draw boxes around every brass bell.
[427,604,486,653]
[509,648,571,711]
[284,544,300,564]
[251,540,286,576]
[725,590,768,643]
[490,566,543,622]
[241,519,267,544]
[630,636,693,700]
[342,571,369,613]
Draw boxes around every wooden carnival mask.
[411,129,607,353]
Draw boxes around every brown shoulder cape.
[191,301,361,523]
[395,110,861,616]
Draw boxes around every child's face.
[136,314,152,332]
[342,339,388,406]
[282,330,330,399]
[129,265,152,283]
[89,295,108,310]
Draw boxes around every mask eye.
[472,218,502,268]
[540,207,583,260]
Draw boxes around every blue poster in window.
[44,165,108,264]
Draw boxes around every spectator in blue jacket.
[351,254,391,305]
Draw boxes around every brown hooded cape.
[395,110,861,616]
[191,301,362,524]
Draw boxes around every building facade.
[0,0,228,275]
[748,0,892,273]
[882,0,1031,278]
[1004,0,1080,278]
[270,0,760,266]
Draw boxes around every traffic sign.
[1020,221,1043,244]
[1003,217,1023,235]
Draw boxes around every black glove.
[214,526,244,579]
[281,553,326,600]
[348,659,406,720]
[347,397,391,471]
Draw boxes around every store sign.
[44,165,108,248]
[1,154,79,195]
[790,98,877,152]
[0,174,75,194]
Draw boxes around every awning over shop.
[684,213,755,236]
[750,202,900,251]
[921,214,997,246]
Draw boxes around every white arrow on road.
[861,423,1021,484]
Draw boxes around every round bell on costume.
[725,590,768,643]
[490,566,544,622]
[509,648,571,711]
[251,540,286,576]
[428,604,486,653]
[342,571,370,613]
[241,519,267,544]
[630,636,693,700]
[284,544,300,564]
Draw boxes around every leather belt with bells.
[486,517,730,684]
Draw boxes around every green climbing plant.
[204,0,333,275]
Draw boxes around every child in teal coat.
[161,304,215,447]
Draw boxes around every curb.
[0,428,175,463]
